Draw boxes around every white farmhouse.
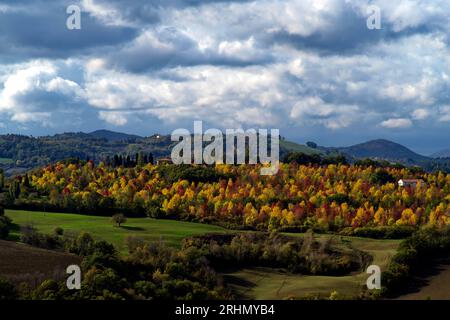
[398,179,425,188]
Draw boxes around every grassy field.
[5,209,405,299]
[222,235,401,299]
[6,210,227,254]
[280,140,322,155]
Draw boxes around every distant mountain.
[334,139,429,164]
[88,130,143,141]
[431,149,450,159]
[1,131,450,175]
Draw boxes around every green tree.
[8,180,20,199]
[112,213,127,227]
[137,152,145,167]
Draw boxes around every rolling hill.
[1,130,450,174]
[335,139,429,164]
[88,130,143,142]
[432,149,450,159]
[0,131,316,175]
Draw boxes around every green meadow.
[222,235,401,299]
[6,210,227,254]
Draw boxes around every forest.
[0,159,449,234]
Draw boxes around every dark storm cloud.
[0,0,138,62]
[267,5,437,55]
[107,27,274,72]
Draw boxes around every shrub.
[125,236,146,254]
[0,278,17,300]
[54,227,64,236]
[0,215,12,239]
[346,226,416,239]
[382,226,450,297]
[20,224,62,249]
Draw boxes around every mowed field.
[222,235,401,299]
[6,210,227,254]
[0,240,81,286]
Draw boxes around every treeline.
[283,152,417,171]
[382,225,450,297]
[1,161,449,232]
[0,133,174,174]
[283,152,348,166]
[183,231,369,276]
[105,152,154,168]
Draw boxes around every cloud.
[380,118,413,129]
[412,108,430,120]
[0,61,85,125]
[438,106,450,122]
[1,0,450,152]
[290,97,358,129]
[0,0,139,62]
[98,111,128,126]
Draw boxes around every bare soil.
[0,240,81,287]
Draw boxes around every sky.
[0,0,449,155]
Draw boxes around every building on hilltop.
[398,179,425,188]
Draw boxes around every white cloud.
[84,63,286,128]
[350,0,449,32]
[290,96,358,129]
[412,108,430,120]
[438,106,450,122]
[2,0,450,145]
[81,0,133,27]
[0,61,56,111]
[0,61,84,125]
[380,118,413,129]
[98,111,128,126]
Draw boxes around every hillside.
[336,139,429,164]
[0,131,314,175]
[432,149,450,159]
[280,139,323,155]
[1,130,450,174]
[0,132,176,175]
[4,161,449,229]
[88,130,143,142]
